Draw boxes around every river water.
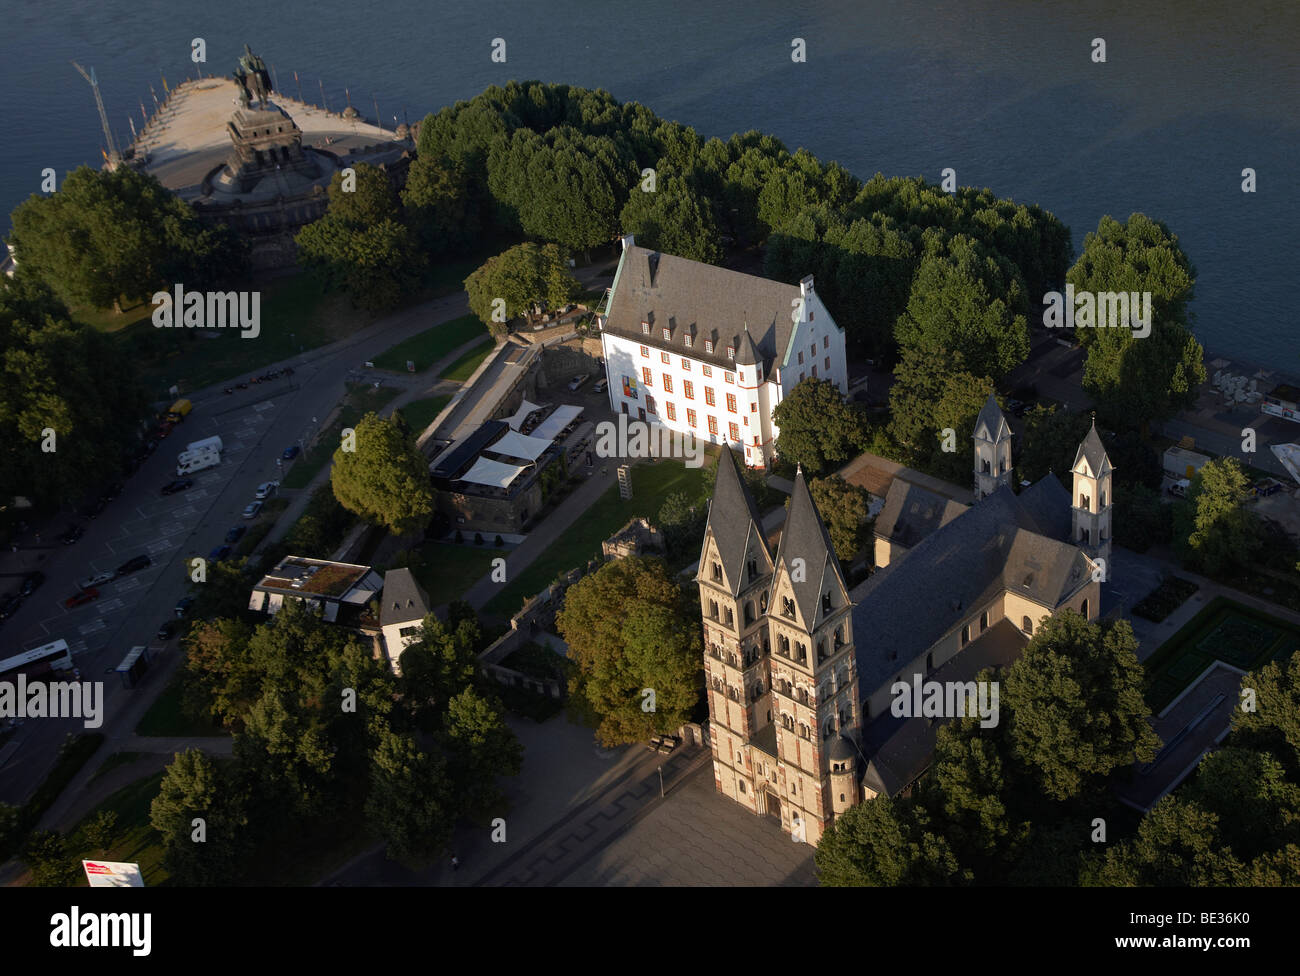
[2,0,1296,364]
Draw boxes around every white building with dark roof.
[379,567,431,675]
[598,236,848,469]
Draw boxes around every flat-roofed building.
[248,556,382,622]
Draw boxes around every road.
[0,260,614,810]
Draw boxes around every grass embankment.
[135,670,227,738]
[407,543,508,607]
[0,733,104,863]
[396,395,453,435]
[481,457,713,619]
[438,338,495,381]
[372,314,487,373]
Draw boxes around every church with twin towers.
[697,394,1113,845]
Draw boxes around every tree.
[81,809,119,855]
[1180,747,1300,861]
[294,164,423,313]
[808,476,872,566]
[619,174,722,263]
[771,377,867,476]
[22,830,80,887]
[1083,797,1242,886]
[1068,214,1205,429]
[0,278,148,508]
[150,749,248,885]
[183,617,258,729]
[887,345,994,484]
[1172,457,1261,576]
[658,490,707,564]
[443,687,523,818]
[463,242,579,337]
[365,729,455,866]
[814,795,968,886]
[397,612,482,728]
[1113,483,1173,553]
[401,154,478,255]
[9,165,243,310]
[1016,405,1092,485]
[555,557,701,746]
[1232,654,1300,768]
[893,235,1030,380]
[1005,612,1159,801]
[330,411,436,536]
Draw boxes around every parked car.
[65,588,100,609]
[255,480,280,499]
[281,445,301,460]
[160,478,194,496]
[79,571,115,590]
[242,501,263,519]
[225,526,247,544]
[208,545,232,563]
[61,523,85,546]
[157,621,177,640]
[19,572,46,597]
[115,554,153,577]
[1168,478,1191,498]
[0,594,22,619]
[1254,478,1284,497]
[567,373,590,392]
[592,377,609,395]
[174,596,195,618]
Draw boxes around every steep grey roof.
[1016,473,1071,542]
[1074,422,1111,475]
[604,244,802,372]
[701,448,769,596]
[874,479,967,550]
[850,484,1091,700]
[735,327,762,366]
[973,394,1011,443]
[380,568,430,627]
[828,735,858,763]
[772,468,844,624]
[860,619,1027,797]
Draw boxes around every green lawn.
[482,457,714,618]
[439,338,495,381]
[281,382,401,489]
[1143,597,1300,711]
[396,395,453,435]
[97,273,363,397]
[88,751,147,784]
[408,543,508,606]
[372,314,487,373]
[135,671,228,738]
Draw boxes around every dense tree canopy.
[1004,612,1159,801]
[1016,404,1092,485]
[1172,457,1261,576]
[807,476,873,566]
[330,411,436,536]
[0,278,147,508]
[887,345,994,485]
[9,165,243,310]
[814,794,968,886]
[1068,214,1205,428]
[771,377,868,476]
[464,241,579,337]
[295,164,423,312]
[555,556,701,745]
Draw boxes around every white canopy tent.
[489,430,552,463]
[460,456,527,489]
[531,405,584,441]
[505,399,544,431]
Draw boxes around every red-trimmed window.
[681,358,691,371]
[666,402,677,421]
[726,393,737,413]
[702,365,712,377]
[708,416,719,435]
[642,367,653,387]
[684,380,694,400]
[641,321,650,335]
[686,408,697,427]
[729,422,740,441]
[705,387,716,407]
[640,344,649,358]
[661,351,670,364]
[725,372,734,384]
[646,395,657,415]
[663,375,673,394]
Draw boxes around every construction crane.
[71,61,120,167]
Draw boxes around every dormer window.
[704,339,714,354]
[781,596,795,619]
[711,561,722,582]
[641,321,650,335]
[822,592,832,613]
[684,334,692,348]
[727,346,735,361]
[747,558,758,581]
